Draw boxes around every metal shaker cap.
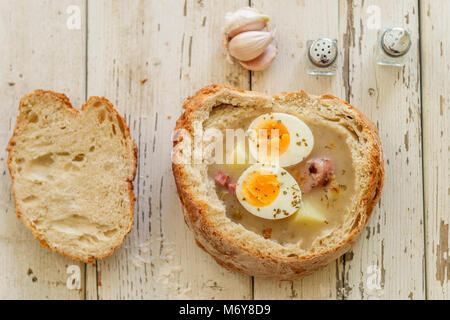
[381,27,411,57]
[308,38,338,67]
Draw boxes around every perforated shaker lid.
[308,38,338,67]
[381,27,411,57]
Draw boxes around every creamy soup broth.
[207,114,355,249]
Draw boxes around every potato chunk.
[291,200,327,225]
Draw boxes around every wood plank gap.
[417,0,429,300]
[339,0,353,300]
[249,0,254,301]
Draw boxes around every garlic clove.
[239,44,278,71]
[227,18,268,40]
[228,30,275,62]
[225,7,270,40]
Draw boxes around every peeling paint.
[342,0,355,102]
[289,282,298,299]
[336,260,344,299]
[436,220,449,286]
[381,240,385,289]
[179,33,185,79]
[188,36,193,67]
[404,131,409,152]
[358,18,363,56]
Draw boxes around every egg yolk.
[254,119,290,160]
[241,170,280,207]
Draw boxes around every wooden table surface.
[0,0,448,300]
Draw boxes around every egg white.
[248,113,314,167]
[236,163,302,220]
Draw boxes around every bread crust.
[6,90,138,263]
[172,84,384,280]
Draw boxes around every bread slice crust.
[7,90,138,263]
[173,84,384,280]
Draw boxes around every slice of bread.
[7,90,137,262]
[172,84,384,280]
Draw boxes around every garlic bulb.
[224,7,277,71]
[229,30,275,62]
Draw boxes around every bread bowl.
[172,84,384,280]
[7,90,137,262]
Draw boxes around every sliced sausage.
[214,171,230,187]
[227,182,237,195]
[297,158,334,193]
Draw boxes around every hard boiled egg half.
[236,163,302,220]
[248,113,314,167]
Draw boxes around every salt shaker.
[306,38,338,76]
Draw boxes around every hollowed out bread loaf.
[172,84,384,280]
[7,90,137,262]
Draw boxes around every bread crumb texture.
[7,90,137,262]
[173,84,384,280]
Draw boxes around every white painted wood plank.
[251,0,345,300]
[0,0,86,299]
[85,262,98,300]
[342,0,425,299]
[421,0,450,300]
[87,0,252,299]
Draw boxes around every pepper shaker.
[376,27,412,67]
